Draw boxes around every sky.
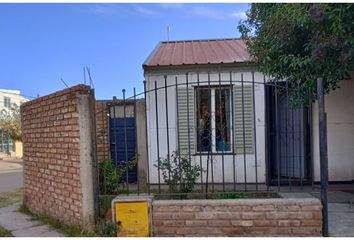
[0,3,249,100]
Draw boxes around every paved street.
[0,160,23,193]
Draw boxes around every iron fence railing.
[97,71,318,203]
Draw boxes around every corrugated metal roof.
[143,38,251,68]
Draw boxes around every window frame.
[4,97,11,108]
[194,85,233,154]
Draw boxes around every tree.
[0,105,22,141]
[238,3,354,105]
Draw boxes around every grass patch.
[18,205,116,237]
[211,192,280,199]
[155,191,280,200]
[18,205,98,237]
[0,188,22,208]
[0,225,13,237]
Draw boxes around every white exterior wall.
[0,89,28,113]
[312,74,354,182]
[144,68,266,184]
[0,89,28,157]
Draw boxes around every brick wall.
[21,85,97,229]
[95,101,110,161]
[152,198,322,237]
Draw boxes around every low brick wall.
[152,198,322,237]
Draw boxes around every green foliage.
[238,3,354,105]
[98,195,115,220]
[98,158,137,195]
[19,205,117,237]
[155,152,202,194]
[0,225,13,237]
[212,192,280,199]
[0,188,22,208]
[96,220,117,237]
[18,205,99,237]
[0,105,22,141]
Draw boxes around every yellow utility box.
[112,195,153,237]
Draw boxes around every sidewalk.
[0,204,63,237]
[328,203,354,237]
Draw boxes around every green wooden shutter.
[176,86,195,155]
[233,85,254,154]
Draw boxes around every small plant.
[98,157,137,195]
[96,220,117,237]
[155,151,202,194]
[0,225,12,237]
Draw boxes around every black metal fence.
[94,70,338,238]
[97,71,325,213]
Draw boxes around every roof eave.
[142,41,162,69]
[143,61,258,73]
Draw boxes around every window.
[177,83,254,155]
[0,130,14,153]
[4,97,11,108]
[196,87,231,153]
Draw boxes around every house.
[0,89,28,158]
[142,38,354,187]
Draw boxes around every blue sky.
[0,3,249,99]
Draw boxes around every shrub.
[155,152,202,194]
[96,220,117,237]
[98,157,137,195]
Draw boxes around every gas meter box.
[112,195,153,237]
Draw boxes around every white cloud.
[88,4,247,21]
[159,3,184,9]
[90,4,119,16]
[89,4,162,17]
[192,6,247,20]
[230,10,247,20]
[193,6,225,19]
[134,6,161,16]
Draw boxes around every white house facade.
[142,38,354,186]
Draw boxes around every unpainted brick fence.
[21,85,98,230]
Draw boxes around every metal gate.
[109,104,137,183]
[265,83,313,187]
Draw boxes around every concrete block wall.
[152,198,322,237]
[95,101,110,161]
[21,85,98,230]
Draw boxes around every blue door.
[109,117,137,183]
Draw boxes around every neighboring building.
[0,89,28,158]
[142,38,354,186]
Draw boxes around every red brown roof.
[143,38,251,68]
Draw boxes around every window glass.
[196,89,211,152]
[4,97,11,108]
[196,87,231,153]
[0,130,3,152]
[215,88,231,151]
